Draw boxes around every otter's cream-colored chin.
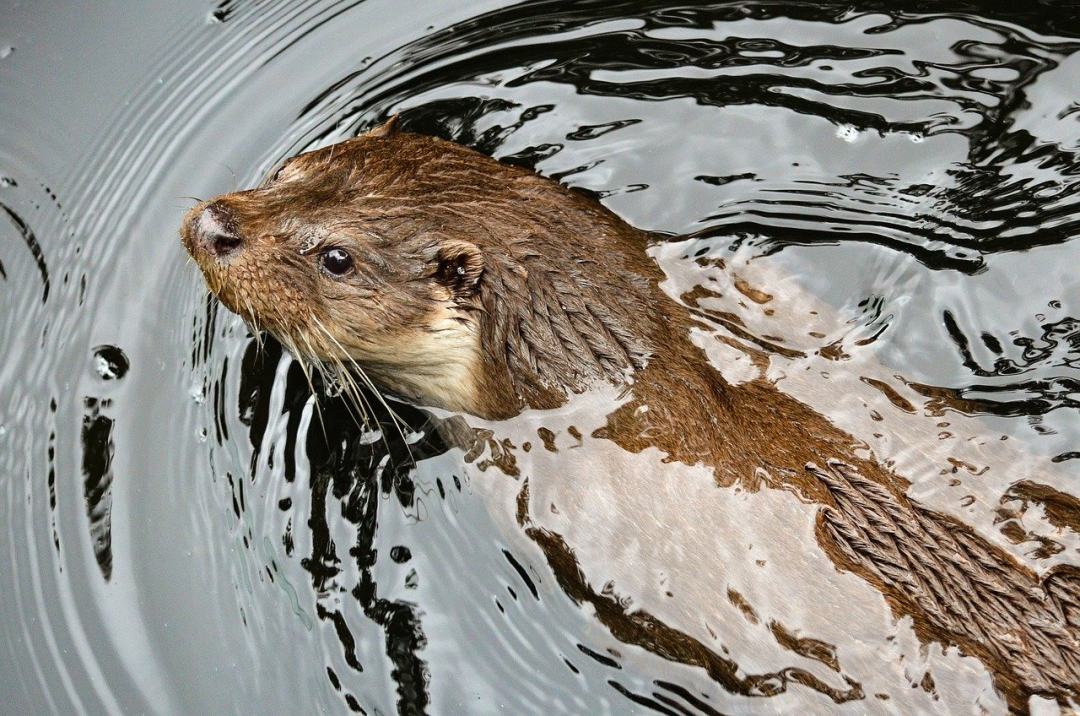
[334,303,484,415]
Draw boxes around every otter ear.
[368,114,401,138]
[434,240,484,299]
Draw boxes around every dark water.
[2,1,1079,713]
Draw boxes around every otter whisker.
[242,297,265,353]
[296,331,331,436]
[311,319,414,466]
[270,320,299,365]
[221,164,239,193]
[333,360,404,468]
[292,342,315,393]
[291,332,332,448]
[321,354,375,434]
[314,331,377,428]
[337,363,374,426]
[311,317,411,433]
[280,320,309,368]
[278,325,344,447]
[300,323,371,430]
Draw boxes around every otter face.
[180,120,487,413]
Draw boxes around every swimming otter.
[180,117,1079,709]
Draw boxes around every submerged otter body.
[181,118,1079,709]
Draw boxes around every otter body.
[181,118,1079,709]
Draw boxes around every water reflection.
[1,1,1078,714]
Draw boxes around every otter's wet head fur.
[181,117,658,417]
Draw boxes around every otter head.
[181,117,491,414]
[182,117,657,419]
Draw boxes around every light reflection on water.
[1,1,1078,713]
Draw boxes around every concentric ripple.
[1,2,1078,714]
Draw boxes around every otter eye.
[320,247,354,277]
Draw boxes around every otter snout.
[185,202,243,259]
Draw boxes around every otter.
[181,117,1079,710]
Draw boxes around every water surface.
[2,1,1079,713]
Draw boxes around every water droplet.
[92,345,129,380]
[322,371,345,397]
[835,124,859,142]
[359,429,383,445]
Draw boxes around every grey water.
[1,1,1078,714]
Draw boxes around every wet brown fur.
[181,119,1079,710]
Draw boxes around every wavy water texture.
[1,1,1078,715]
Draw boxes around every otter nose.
[194,203,243,258]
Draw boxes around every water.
[2,1,1079,713]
